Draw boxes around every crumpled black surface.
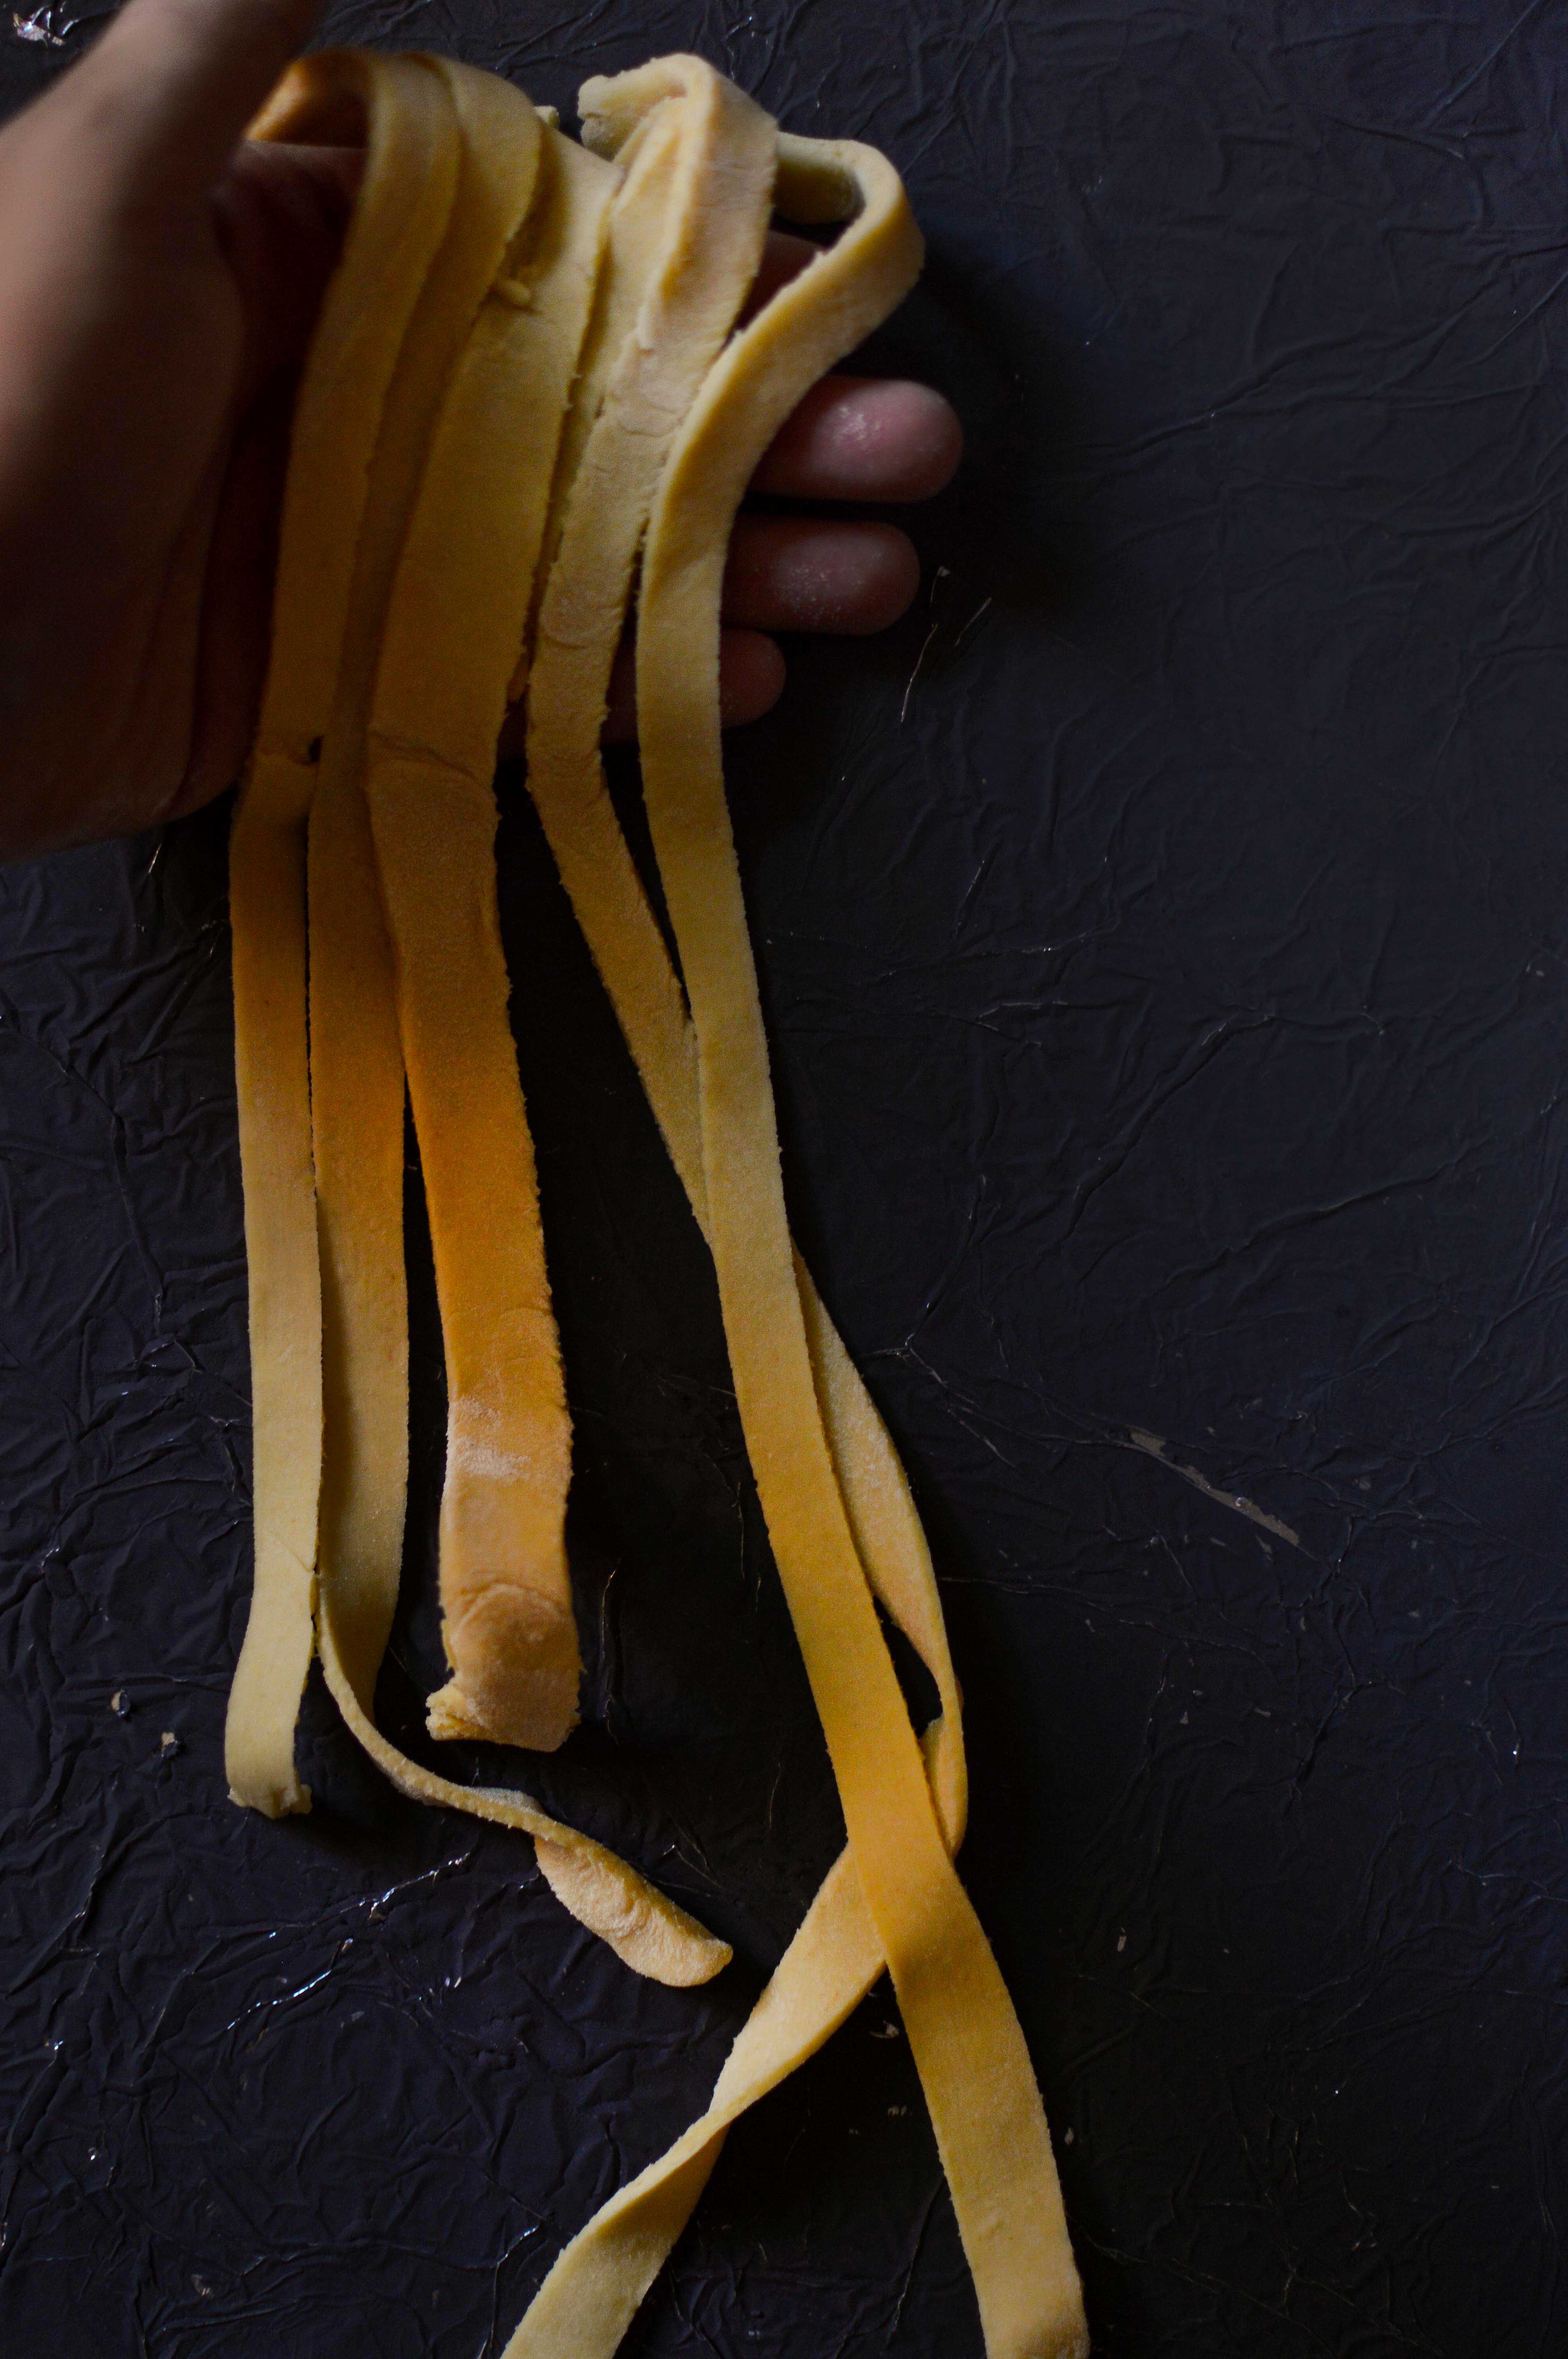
[2,2,1566,2353]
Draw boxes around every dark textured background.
[3,2,1566,2352]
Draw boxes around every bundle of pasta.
[220,44,1088,2359]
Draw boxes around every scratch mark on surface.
[1125,1429,1302,1550]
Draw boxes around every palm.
[0,0,958,864]
[0,121,354,852]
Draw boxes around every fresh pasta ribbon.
[308,53,543,1808]
[334,53,730,1980]
[222,40,1087,2354]
[225,49,461,1821]
[227,46,731,1989]
[635,124,1085,2359]
[507,85,1088,2359]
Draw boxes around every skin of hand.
[0,0,960,863]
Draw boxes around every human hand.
[0,0,960,861]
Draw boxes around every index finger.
[742,229,962,503]
[752,373,962,503]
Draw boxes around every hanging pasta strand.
[506,87,1087,2359]
[635,122,1083,2359]
[345,63,730,1981]
[232,47,731,1987]
[223,40,1086,2358]
[305,54,541,1788]
[225,50,461,1821]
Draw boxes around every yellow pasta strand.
[355,56,574,1759]
[225,50,461,1819]
[235,48,731,1986]
[225,39,1086,2348]
[353,66,730,1975]
[638,126,1085,2359]
[523,58,775,1102]
[307,53,536,1768]
[510,107,1087,2359]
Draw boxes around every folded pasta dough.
[309,55,541,1762]
[224,49,460,1821]
[507,93,1088,2359]
[232,47,731,1987]
[223,39,1088,2350]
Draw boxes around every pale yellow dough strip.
[523,83,963,1756]
[508,98,686,704]
[370,83,598,1761]
[504,94,974,2359]
[507,1720,958,2359]
[224,50,461,1819]
[304,53,536,1765]
[355,68,730,1973]
[523,55,775,1100]
[233,41,1076,2337]
[309,53,567,1766]
[242,51,728,1985]
[635,131,1086,2359]
[508,119,1085,2359]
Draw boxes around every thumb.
[53,0,320,213]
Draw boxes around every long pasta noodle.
[222,42,1088,2356]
